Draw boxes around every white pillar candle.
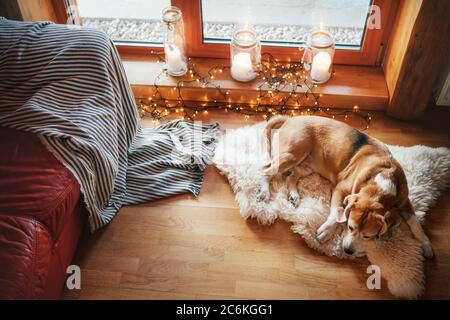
[165,44,186,75]
[231,52,256,82]
[311,51,332,83]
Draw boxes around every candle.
[231,52,256,82]
[310,51,332,83]
[165,44,187,75]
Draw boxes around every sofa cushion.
[0,214,52,299]
[0,126,81,241]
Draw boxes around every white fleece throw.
[213,122,450,299]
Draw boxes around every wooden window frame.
[54,0,397,65]
[176,0,398,65]
[52,0,78,24]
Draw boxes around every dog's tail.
[263,115,288,160]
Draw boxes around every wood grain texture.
[383,0,422,96]
[383,0,450,120]
[62,108,450,300]
[17,0,58,22]
[122,55,389,111]
[0,0,23,20]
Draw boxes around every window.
[74,0,169,45]
[201,0,371,49]
[182,0,397,65]
[56,0,397,65]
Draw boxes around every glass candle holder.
[230,29,261,82]
[302,30,335,84]
[162,6,187,76]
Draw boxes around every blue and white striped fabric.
[0,18,220,232]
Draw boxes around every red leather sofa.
[0,126,85,299]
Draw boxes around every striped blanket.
[0,18,220,232]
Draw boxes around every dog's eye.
[363,235,371,239]
[348,226,354,231]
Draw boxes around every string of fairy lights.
[136,51,372,129]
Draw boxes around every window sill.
[122,55,389,111]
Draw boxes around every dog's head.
[336,188,402,257]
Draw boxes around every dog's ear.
[379,210,402,237]
[338,194,359,223]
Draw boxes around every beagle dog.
[260,115,433,258]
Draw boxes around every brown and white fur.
[260,115,433,258]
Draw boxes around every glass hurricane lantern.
[162,6,188,77]
[302,30,335,84]
[230,29,261,82]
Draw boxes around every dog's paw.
[422,241,434,259]
[288,192,300,207]
[316,222,336,243]
[258,189,270,202]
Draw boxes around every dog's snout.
[344,247,354,256]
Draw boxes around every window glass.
[201,0,372,49]
[76,0,170,44]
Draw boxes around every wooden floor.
[62,107,450,300]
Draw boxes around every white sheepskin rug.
[213,122,450,299]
